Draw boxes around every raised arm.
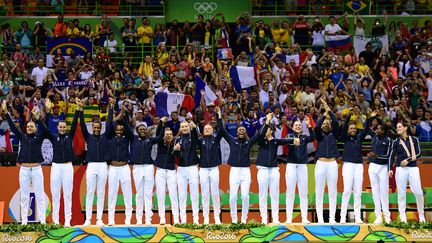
[190,122,199,145]
[304,117,316,143]
[122,111,134,139]
[5,112,25,140]
[342,113,351,142]
[104,107,114,139]
[69,110,79,139]
[329,110,339,137]
[38,115,55,141]
[214,107,224,142]
[359,116,371,141]
[314,114,324,141]
[152,117,167,144]
[79,110,89,140]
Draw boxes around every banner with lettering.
[72,79,88,87]
[46,37,92,67]
[53,80,68,87]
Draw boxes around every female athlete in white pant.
[155,128,180,225]
[3,105,48,226]
[389,121,425,223]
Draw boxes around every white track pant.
[133,164,154,222]
[396,167,425,221]
[85,163,108,221]
[177,165,199,223]
[108,165,133,222]
[285,163,308,221]
[340,162,363,220]
[229,167,251,223]
[199,166,221,222]
[315,160,338,222]
[155,168,179,223]
[20,165,45,224]
[257,166,280,224]
[368,163,390,220]
[51,163,73,224]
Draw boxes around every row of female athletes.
[0,98,424,227]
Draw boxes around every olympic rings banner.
[165,0,251,22]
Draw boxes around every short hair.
[398,121,409,128]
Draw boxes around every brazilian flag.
[65,104,100,128]
[346,0,370,14]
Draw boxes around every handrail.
[251,2,427,15]
[3,3,164,16]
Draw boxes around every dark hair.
[398,121,409,128]
[378,124,389,133]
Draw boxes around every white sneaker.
[241,219,247,224]
[40,220,46,225]
[355,218,363,224]
[159,218,166,225]
[64,221,71,228]
[286,218,292,224]
[53,220,60,225]
[136,219,143,225]
[83,220,91,226]
[21,221,28,226]
[302,219,310,224]
[231,218,238,224]
[272,220,280,225]
[373,218,383,225]
[419,215,426,223]
[125,216,131,225]
[214,218,221,225]
[329,218,337,224]
[261,218,267,225]
[339,218,346,224]
[400,218,407,223]
[317,218,324,224]
[384,217,391,224]
[145,219,151,225]
[203,217,209,225]
[107,220,114,226]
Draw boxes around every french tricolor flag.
[325,35,352,52]
[155,92,195,117]
[195,75,218,107]
[230,66,257,92]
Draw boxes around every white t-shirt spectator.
[324,23,342,35]
[31,66,48,87]
[312,30,325,46]
[104,39,117,53]
[259,90,270,104]
[300,92,316,106]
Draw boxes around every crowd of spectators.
[0,11,431,160]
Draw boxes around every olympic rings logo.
[193,2,217,14]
